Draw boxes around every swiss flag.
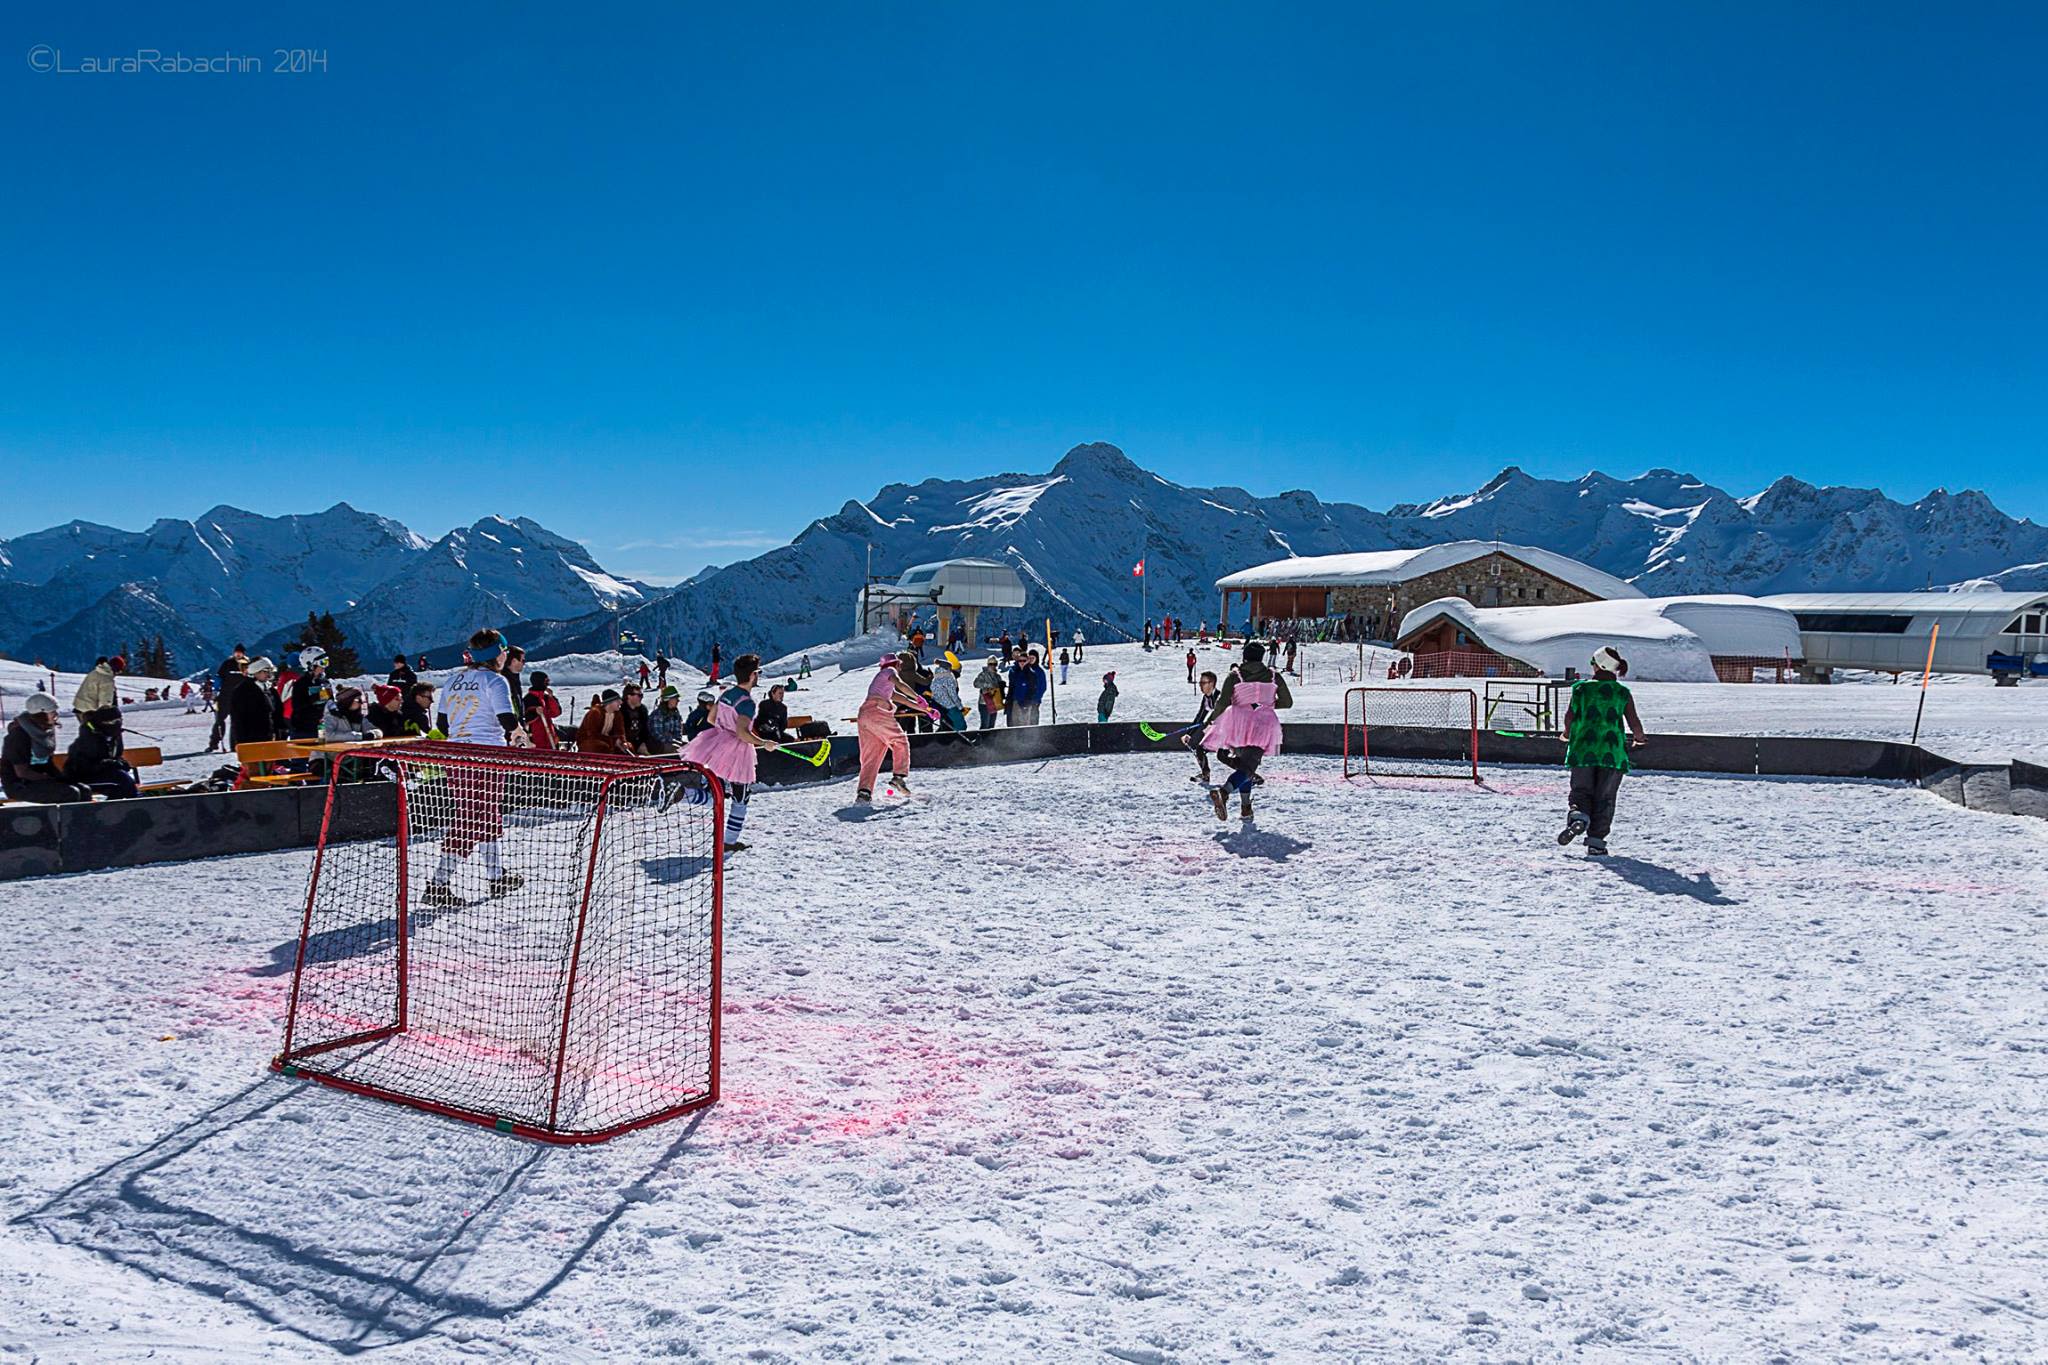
[1131,559,1145,577]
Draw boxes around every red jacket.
[523,688,563,748]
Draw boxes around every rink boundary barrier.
[0,724,2035,881]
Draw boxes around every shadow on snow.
[14,1078,707,1354]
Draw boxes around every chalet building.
[1215,541,1641,641]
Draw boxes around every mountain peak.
[1053,442,1141,479]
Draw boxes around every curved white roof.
[892,557,1027,608]
[1396,595,1803,683]
[1762,591,2048,619]
[1217,541,1644,601]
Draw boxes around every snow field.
[3,754,2045,1358]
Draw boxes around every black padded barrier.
[3,723,2039,882]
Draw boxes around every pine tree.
[314,612,361,677]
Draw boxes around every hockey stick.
[769,737,832,767]
[1139,721,1199,742]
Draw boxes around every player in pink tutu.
[674,652,781,852]
[857,654,939,802]
[1200,640,1292,821]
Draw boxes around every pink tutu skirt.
[682,704,758,785]
[1202,681,1283,753]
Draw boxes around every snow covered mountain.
[518,445,2048,669]
[308,517,646,662]
[4,449,2042,672]
[1391,467,2048,596]
[0,506,644,671]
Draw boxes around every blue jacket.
[1008,662,1047,706]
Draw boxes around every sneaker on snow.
[722,841,748,854]
[1208,787,1228,821]
[420,881,460,908]
[855,789,873,803]
[488,872,526,898]
[1558,812,1589,846]
[1586,837,1609,857]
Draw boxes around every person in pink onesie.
[1200,640,1292,821]
[857,654,937,801]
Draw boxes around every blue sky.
[3,3,2042,582]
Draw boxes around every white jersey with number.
[442,667,515,745]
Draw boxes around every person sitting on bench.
[3,694,93,803]
[65,706,140,800]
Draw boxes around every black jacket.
[387,663,417,690]
[368,703,409,738]
[64,723,129,783]
[401,698,434,735]
[289,674,331,740]
[753,696,791,741]
[227,676,278,749]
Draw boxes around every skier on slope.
[674,653,782,852]
[421,628,529,907]
[1557,646,1647,857]
[1202,640,1291,822]
[855,653,939,802]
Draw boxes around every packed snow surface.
[3,754,2045,1358]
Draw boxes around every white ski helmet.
[300,646,330,671]
[21,692,58,716]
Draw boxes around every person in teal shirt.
[1559,647,1647,856]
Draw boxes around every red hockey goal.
[275,742,723,1144]
[1343,686,1481,782]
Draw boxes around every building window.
[1793,613,1914,634]
[1536,586,1547,600]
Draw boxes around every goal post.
[275,741,723,1144]
[1483,679,1567,736]
[1343,686,1481,782]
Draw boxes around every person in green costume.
[1559,646,1647,856]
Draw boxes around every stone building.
[1214,541,1642,640]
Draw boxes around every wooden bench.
[234,740,316,789]
[8,746,168,803]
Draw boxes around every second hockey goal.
[1343,686,1481,782]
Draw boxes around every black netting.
[276,743,720,1141]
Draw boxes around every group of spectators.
[568,677,800,757]
[3,654,161,803]
[206,646,440,754]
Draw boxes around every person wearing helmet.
[683,688,718,743]
[288,646,333,740]
[1558,647,1647,856]
[422,628,527,907]
[2,693,92,803]
[65,706,140,799]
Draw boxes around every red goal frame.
[1343,686,1481,782]
[273,741,724,1145]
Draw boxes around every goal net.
[1483,679,1567,736]
[1344,686,1481,782]
[275,742,723,1144]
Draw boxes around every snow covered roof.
[1216,541,1644,600]
[1396,595,1803,682]
[1761,591,2048,620]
